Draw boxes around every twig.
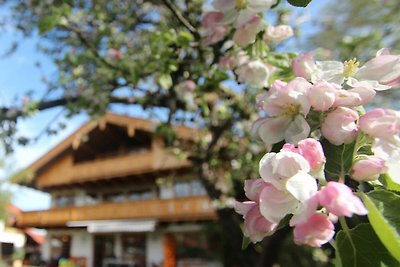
[162,0,198,36]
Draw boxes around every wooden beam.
[17,195,217,228]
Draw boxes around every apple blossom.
[359,109,400,184]
[259,184,299,223]
[253,78,312,146]
[318,182,368,217]
[235,201,277,242]
[311,58,391,90]
[261,78,312,116]
[259,151,311,190]
[263,24,294,43]
[356,48,400,88]
[292,53,317,80]
[213,0,277,28]
[293,213,335,247]
[308,80,337,111]
[235,179,278,242]
[359,108,400,140]
[352,156,387,181]
[244,179,266,200]
[282,138,325,170]
[258,151,318,223]
[233,16,264,47]
[321,107,359,145]
[201,11,228,46]
[333,79,376,107]
[236,59,270,88]
[176,80,197,110]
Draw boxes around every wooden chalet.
[15,113,220,267]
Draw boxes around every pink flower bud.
[321,107,359,145]
[308,81,337,111]
[292,53,317,80]
[263,25,293,43]
[235,201,277,243]
[352,157,387,181]
[293,213,335,247]
[318,182,368,217]
[281,138,325,170]
[297,138,326,170]
[359,108,400,139]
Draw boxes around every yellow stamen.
[235,0,247,10]
[343,58,360,78]
[282,104,300,117]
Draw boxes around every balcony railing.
[17,196,217,228]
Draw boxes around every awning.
[66,219,156,233]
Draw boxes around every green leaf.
[380,173,400,192]
[336,223,398,267]
[38,14,58,34]
[276,214,292,231]
[322,140,355,181]
[177,31,194,46]
[158,74,173,89]
[287,0,312,7]
[241,236,251,250]
[361,190,400,262]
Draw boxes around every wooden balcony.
[36,149,191,189]
[17,196,217,228]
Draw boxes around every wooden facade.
[34,149,191,189]
[17,196,216,228]
[15,114,219,267]
[16,113,216,227]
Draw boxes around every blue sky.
[0,1,324,211]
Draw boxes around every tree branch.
[162,0,199,37]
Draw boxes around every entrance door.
[94,235,115,267]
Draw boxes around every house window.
[127,189,157,201]
[174,180,207,198]
[191,180,207,196]
[104,193,126,203]
[174,182,191,197]
[55,195,75,207]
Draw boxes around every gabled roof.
[26,113,200,173]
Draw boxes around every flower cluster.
[253,50,400,182]
[201,0,400,250]
[202,0,294,88]
[237,49,400,246]
[235,139,367,246]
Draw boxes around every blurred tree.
[0,0,332,266]
[307,0,400,108]
[308,0,400,61]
